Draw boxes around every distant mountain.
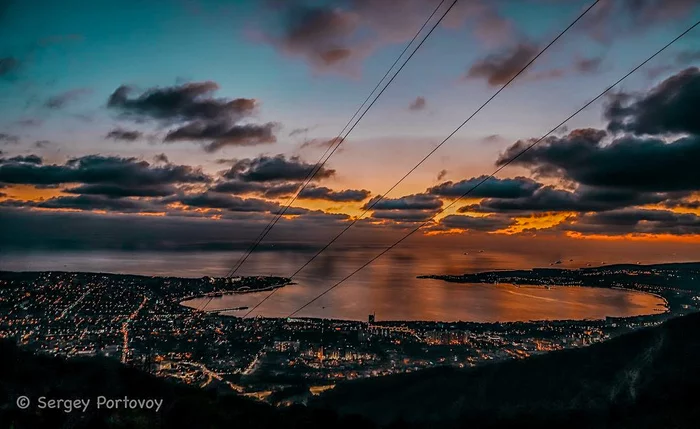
[315,312,700,428]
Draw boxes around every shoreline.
[1,269,679,324]
[178,280,293,303]
[181,281,672,324]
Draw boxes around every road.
[121,296,148,364]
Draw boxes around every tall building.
[368,313,375,324]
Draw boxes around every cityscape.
[2,263,698,405]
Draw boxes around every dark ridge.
[0,339,375,429]
[314,311,700,428]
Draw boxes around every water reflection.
[182,282,664,322]
[1,249,667,322]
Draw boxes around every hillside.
[2,312,700,428]
[315,312,700,428]
[0,341,373,429]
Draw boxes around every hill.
[0,341,373,429]
[3,312,700,428]
[315,311,700,428]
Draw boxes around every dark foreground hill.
[0,341,374,429]
[2,312,700,429]
[315,311,700,428]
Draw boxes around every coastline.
[416,264,681,321]
[178,280,293,302]
[186,281,672,324]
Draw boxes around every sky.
[1,0,700,265]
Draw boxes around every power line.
[199,0,452,314]
[285,19,700,319]
[241,0,601,318]
[223,0,456,279]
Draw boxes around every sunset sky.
[2,0,700,264]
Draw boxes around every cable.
[200,0,450,313]
[224,0,456,279]
[285,19,700,318]
[241,0,601,317]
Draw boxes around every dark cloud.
[106,128,143,142]
[1,195,160,213]
[561,209,700,236]
[260,0,513,73]
[436,169,448,181]
[498,129,700,193]
[465,43,538,86]
[153,153,169,164]
[259,182,300,198]
[63,184,176,198]
[0,56,19,77]
[0,133,19,145]
[298,186,370,202]
[0,154,210,187]
[108,81,279,151]
[289,127,312,137]
[221,154,335,183]
[319,47,353,64]
[370,209,436,223]
[44,88,92,109]
[408,96,426,111]
[210,180,265,195]
[175,192,279,213]
[212,177,368,203]
[363,194,442,211]
[439,214,514,231]
[164,121,278,152]
[0,207,363,252]
[462,185,677,214]
[605,67,700,136]
[32,195,159,213]
[108,82,256,123]
[428,176,542,199]
[262,4,360,69]
[0,155,42,165]
[362,193,442,223]
[213,158,236,165]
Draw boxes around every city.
[2,263,698,405]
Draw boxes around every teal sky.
[2,1,697,170]
[2,0,700,258]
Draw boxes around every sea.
[0,248,667,322]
